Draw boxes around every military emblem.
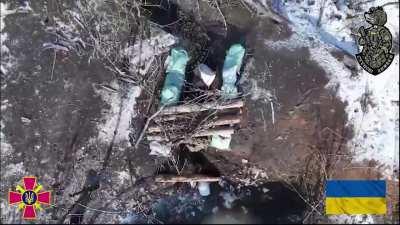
[8,176,51,220]
[356,6,394,75]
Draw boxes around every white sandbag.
[198,181,211,196]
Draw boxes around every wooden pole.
[159,99,244,115]
[193,127,234,137]
[155,174,220,183]
[146,127,234,141]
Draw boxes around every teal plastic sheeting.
[221,44,245,99]
[160,48,189,105]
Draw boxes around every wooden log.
[159,99,244,115]
[147,125,182,133]
[193,128,234,137]
[146,127,234,141]
[154,109,241,123]
[155,174,220,183]
[208,115,241,127]
[147,115,241,133]
[146,136,165,141]
[154,115,179,122]
[146,136,166,141]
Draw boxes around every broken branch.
[134,105,166,149]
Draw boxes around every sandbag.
[221,44,245,99]
[160,48,189,105]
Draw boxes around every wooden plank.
[159,99,244,115]
[193,128,234,137]
[146,127,234,141]
[147,115,241,133]
[155,174,220,183]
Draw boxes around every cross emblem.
[8,176,51,220]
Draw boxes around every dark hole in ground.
[153,182,306,224]
[181,146,221,177]
[231,183,307,224]
[156,145,220,177]
[142,0,250,98]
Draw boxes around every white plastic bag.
[198,64,216,87]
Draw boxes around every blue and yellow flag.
[325,180,386,215]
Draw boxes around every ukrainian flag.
[325,180,386,215]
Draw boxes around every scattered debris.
[20,117,31,125]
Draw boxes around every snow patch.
[264,33,309,51]
[93,27,176,146]
[276,0,359,55]
[0,121,13,157]
[0,201,20,224]
[265,0,399,177]
[123,27,176,74]
[95,80,141,146]
[329,215,375,224]
[0,2,31,75]
[117,170,131,183]
[309,45,399,176]
[3,162,25,178]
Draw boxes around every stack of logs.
[146,99,244,143]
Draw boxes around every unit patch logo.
[356,6,394,75]
[8,176,51,220]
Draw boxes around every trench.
[141,1,307,223]
[64,170,100,224]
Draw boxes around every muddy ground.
[1,0,397,224]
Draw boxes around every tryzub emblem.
[356,6,394,75]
